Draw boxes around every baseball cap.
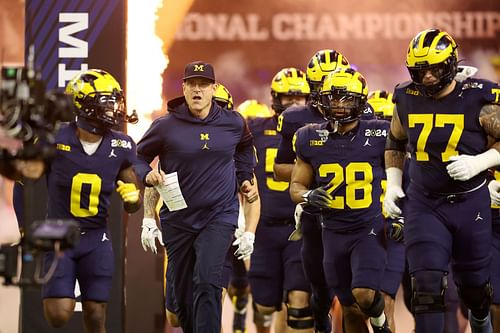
[183,61,215,82]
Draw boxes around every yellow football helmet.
[65,69,136,131]
[406,29,458,96]
[270,67,310,113]
[306,49,350,92]
[237,100,272,119]
[491,55,500,81]
[319,68,368,123]
[213,83,233,109]
[368,90,394,120]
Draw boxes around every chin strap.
[76,117,108,135]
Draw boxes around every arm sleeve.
[293,129,307,163]
[275,113,299,164]
[135,119,164,185]
[235,116,256,186]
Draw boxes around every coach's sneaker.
[469,311,493,333]
[232,295,248,333]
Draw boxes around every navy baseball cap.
[183,61,215,82]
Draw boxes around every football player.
[384,29,500,333]
[246,68,313,333]
[290,68,391,332]
[488,171,500,333]
[42,69,141,332]
[368,90,404,332]
[238,99,273,119]
[274,49,350,333]
[488,53,500,333]
[229,99,272,333]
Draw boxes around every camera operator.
[0,127,46,180]
[0,63,79,289]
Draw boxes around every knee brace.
[252,302,273,327]
[286,305,314,329]
[411,270,447,314]
[457,282,493,319]
[357,291,385,318]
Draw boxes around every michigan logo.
[200,133,210,149]
[194,64,204,72]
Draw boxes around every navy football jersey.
[395,78,500,193]
[248,116,295,220]
[47,123,137,231]
[275,104,325,164]
[294,119,390,231]
[136,98,255,231]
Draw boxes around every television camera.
[0,49,80,286]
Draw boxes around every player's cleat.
[469,311,493,333]
[232,295,248,333]
[371,319,392,333]
[314,312,332,333]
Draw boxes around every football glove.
[233,231,255,260]
[446,149,500,181]
[384,167,405,218]
[302,186,333,209]
[116,180,140,204]
[141,218,164,254]
[488,180,500,206]
[389,217,405,243]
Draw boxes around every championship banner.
[21,1,126,333]
[163,0,500,105]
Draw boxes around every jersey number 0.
[70,173,102,217]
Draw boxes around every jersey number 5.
[409,114,464,162]
[319,162,373,209]
[265,148,289,191]
[70,173,102,217]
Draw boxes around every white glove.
[384,167,406,218]
[232,231,255,260]
[288,203,304,241]
[454,65,478,82]
[234,226,245,239]
[447,149,500,181]
[141,218,164,254]
[488,180,500,206]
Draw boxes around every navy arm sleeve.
[135,118,164,185]
[275,112,299,164]
[235,116,256,186]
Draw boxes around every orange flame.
[126,0,168,142]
